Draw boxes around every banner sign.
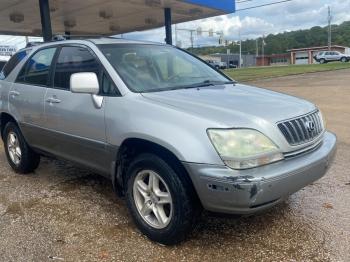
[0,46,17,56]
[184,0,236,13]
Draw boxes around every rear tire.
[3,122,40,174]
[125,153,200,245]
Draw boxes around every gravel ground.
[0,69,349,262]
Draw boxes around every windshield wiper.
[141,80,237,93]
[169,80,236,91]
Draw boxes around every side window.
[101,72,119,96]
[53,46,100,90]
[17,48,56,86]
[0,50,28,80]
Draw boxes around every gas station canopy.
[0,0,235,38]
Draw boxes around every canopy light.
[109,23,121,32]
[144,0,162,7]
[9,12,24,23]
[145,18,157,25]
[64,19,76,28]
[99,10,113,19]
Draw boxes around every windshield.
[98,44,230,93]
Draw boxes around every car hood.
[141,84,316,127]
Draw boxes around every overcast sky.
[1,0,350,50]
[122,0,350,48]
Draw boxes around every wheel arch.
[114,137,199,202]
[0,112,18,140]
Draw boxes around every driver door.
[43,45,110,175]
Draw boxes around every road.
[1,69,349,261]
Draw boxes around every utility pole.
[175,24,178,46]
[328,6,332,50]
[262,35,265,66]
[239,30,242,68]
[239,39,242,68]
[190,30,194,48]
[256,39,259,57]
[175,28,222,48]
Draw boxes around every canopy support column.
[164,8,172,45]
[39,0,53,42]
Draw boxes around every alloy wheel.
[7,132,22,165]
[133,170,173,229]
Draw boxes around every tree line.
[188,21,350,56]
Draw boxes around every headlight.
[207,129,284,170]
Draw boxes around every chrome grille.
[278,111,324,146]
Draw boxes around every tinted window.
[17,48,56,86]
[0,50,28,80]
[54,46,100,90]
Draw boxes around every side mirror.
[70,72,99,94]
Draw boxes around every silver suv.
[0,38,337,245]
[314,51,350,63]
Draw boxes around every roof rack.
[52,34,122,41]
[24,35,123,48]
[25,42,43,48]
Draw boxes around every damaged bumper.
[183,131,337,215]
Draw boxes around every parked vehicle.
[314,51,350,64]
[0,38,337,245]
[206,60,221,69]
[206,60,227,69]
[220,61,228,69]
[229,62,238,68]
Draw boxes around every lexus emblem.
[305,120,316,132]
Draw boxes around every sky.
[1,0,350,50]
[121,0,350,48]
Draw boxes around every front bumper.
[183,131,337,215]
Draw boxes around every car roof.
[89,37,163,45]
[23,37,166,51]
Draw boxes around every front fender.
[105,95,225,165]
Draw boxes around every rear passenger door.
[324,52,332,61]
[9,47,57,147]
[333,51,342,60]
[43,45,110,174]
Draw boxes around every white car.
[314,51,350,64]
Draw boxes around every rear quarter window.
[0,50,29,80]
[16,47,56,86]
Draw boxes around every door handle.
[46,97,61,104]
[9,90,20,97]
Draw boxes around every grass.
[224,62,350,82]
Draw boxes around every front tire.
[125,153,200,245]
[320,58,326,64]
[341,57,348,63]
[3,122,40,174]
